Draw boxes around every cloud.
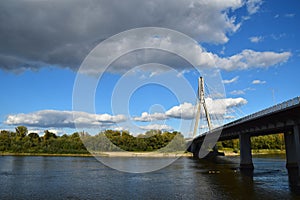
[139,124,174,131]
[132,97,248,121]
[165,102,196,119]
[230,90,245,95]
[5,98,247,130]
[79,35,291,75]
[230,87,255,95]
[1,0,287,75]
[27,129,65,136]
[252,79,266,84]
[165,98,247,119]
[246,0,263,15]
[285,13,295,18]
[222,76,239,84]
[132,112,168,122]
[113,127,128,132]
[0,0,245,73]
[218,97,248,108]
[249,36,263,43]
[4,110,126,128]
[216,49,291,71]
[271,33,286,41]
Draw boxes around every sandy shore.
[93,151,193,158]
[221,149,286,157]
[0,152,93,157]
[0,152,193,158]
[1,150,284,158]
[222,151,239,156]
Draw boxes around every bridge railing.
[224,96,300,129]
[195,97,300,138]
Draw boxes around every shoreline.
[221,149,286,156]
[0,152,94,157]
[94,151,193,157]
[1,149,285,158]
[0,151,193,158]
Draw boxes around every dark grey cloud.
[1,0,288,74]
[0,0,245,73]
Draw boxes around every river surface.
[0,155,300,199]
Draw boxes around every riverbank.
[95,151,193,157]
[220,149,286,156]
[0,152,94,157]
[0,151,193,158]
[1,150,285,157]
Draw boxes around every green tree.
[43,130,57,140]
[15,126,28,138]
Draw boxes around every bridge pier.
[239,133,254,169]
[284,124,300,175]
[190,142,200,158]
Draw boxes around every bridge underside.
[189,99,300,177]
[189,125,300,172]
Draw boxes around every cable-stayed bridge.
[188,96,300,176]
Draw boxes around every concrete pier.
[284,124,300,175]
[188,97,300,176]
[239,133,254,169]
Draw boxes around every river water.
[0,155,300,199]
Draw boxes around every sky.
[0,0,299,137]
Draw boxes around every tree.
[15,126,28,138]
[28,132,40,140]
[0,130,11,151]
[43,130,57,140]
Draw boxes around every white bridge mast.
[192,77,212,138]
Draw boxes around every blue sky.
[0,0,299,137]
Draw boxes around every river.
[0,155,300,199]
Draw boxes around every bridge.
[188,97,300,175]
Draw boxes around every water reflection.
[0,155,300,199]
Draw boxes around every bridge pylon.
[192,77,212,138]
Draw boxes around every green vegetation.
[217,133,285,153]
[0,126,186,154]
[0,126,88,154]
[0,126,286,155]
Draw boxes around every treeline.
[83,129,186,152]
[0,126,286,154]
[0,126,186,154]
[0,126,88,154]
[217,133,285,152]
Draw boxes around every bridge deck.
[193,96,300,142]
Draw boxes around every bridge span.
[188,97,300,174]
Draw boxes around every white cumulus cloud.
[165,102,196,119]
[4,110,126,129]
[132,112,168,122]
[134,97,248,121]
[139,124,174,131]
[216,49,291,71]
